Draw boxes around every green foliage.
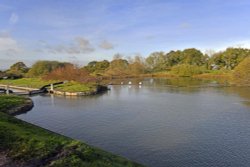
[233,56,250,85]
[171,64,206,77]
[9,62,29,73]
[54,81,95,92]
[5,62,29,78]
[166,50,183,67]
[209,48,250,70]
[146,52,168,72]
[27,61,71,77]
[84,60,110,74]
[0,78,53,88]
[105,58,129,76]
[181,48,207,66]
[0,95,27,113]
[145,49,207,73]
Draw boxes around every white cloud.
[0,36,20,53]
[99,40,114,50]
[211,40,250,52]
[38,37,95,54]
[75,37,94,52]
[9,13,19,24]
[196,40,250,54]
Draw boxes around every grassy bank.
[0,95,143,167]
[0,78,98,93]
[0,95,28,113]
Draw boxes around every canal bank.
[0,78,109,96]
[0,95,143,167]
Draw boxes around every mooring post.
[50,83,54,92]
[6,85,9,95]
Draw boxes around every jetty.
[0,82,65,95]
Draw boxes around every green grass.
[0,95,27,113]
[0,78,98,93]
[54,81,96,92]
[0,78,53,88]
[0,95,143,167]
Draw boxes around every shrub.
[43,64,96,83]
[233,56,250,85]
[171,64,206,77]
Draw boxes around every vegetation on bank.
[1,47,250,86]
[0,95,143,167]
[0,95,28,113]
[0,78,52,88]
[0,78,98,93]
[232,57,250,85]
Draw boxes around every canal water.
[16,78,250,167]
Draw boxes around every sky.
[1,0,250,69]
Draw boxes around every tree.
[209,48,250,70]
[6,62,29,78]
[9,62,28,73]
[105,57,129,76]
[128,56,146,75]
[84,60,110,75]
[44,64,96,83]
[27,61,70,77]
[146,52,168,72]
[0,70,6,78]
[166,50,183,67]
[84,61,98,73]
[181,48,207,66]
[233,56,250,85]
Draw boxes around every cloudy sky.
[1,0,250,69]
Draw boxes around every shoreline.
[0,95,143,167]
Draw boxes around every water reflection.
[16,78,250,167]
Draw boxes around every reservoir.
[16,78,250,167]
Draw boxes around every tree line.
[1,47,250,85]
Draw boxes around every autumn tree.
[44,64,96,83]
[128,56,146,75]
[233,56,250,85]
[27,61,70,77]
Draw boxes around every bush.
[43,64,97,83]
[233,56,250,85]
[171,64,206,77]
[27,61,70,77]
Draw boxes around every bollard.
[6,85,9,95]
[50,84,54,92]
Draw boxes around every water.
[16,78,250,167]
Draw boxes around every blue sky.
[1,0,250,69]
